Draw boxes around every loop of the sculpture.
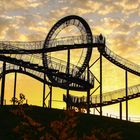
[43,15,93,86]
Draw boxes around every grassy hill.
[0,105,140,140]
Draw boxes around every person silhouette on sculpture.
[99,34,103,41]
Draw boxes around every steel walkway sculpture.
[0,15,140,121]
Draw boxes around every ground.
[0,105,140,140]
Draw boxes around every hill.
[0,105,140,140]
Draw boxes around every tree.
[10,97,19,105]
[10,93,26,105]
[19,93,26,105]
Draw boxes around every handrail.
[64,84,140,104]
[0,35,104,51]
[0,35,140,87]
[103,47,140,73]
[0,53,94,86]
[45,55,94,85]
[0,40,44,50]
[92,84,140,104]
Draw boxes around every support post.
[100,54,102,116]
[120,101,122,120]
[1,61,6,106]
[87,64,90,114]
[43,73,46,107]
[93,108,95,114]
[13,72,17,105]
[125,70,128,121]
[66,49,70,110]
[49,86,52,108]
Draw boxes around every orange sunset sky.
[0,0,140,121]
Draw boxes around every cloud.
[98,5,116,15]
[107,30,140,64]
[0,0,140,55]
[26,33,44,41]
[47,0,102,18]
[0,0,28,14]
[0,0,43,14]
[102,18,121,29]
[0,16,11,40]
[114,0,140,15]
[0,13,49,40]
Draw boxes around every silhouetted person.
[19,66,22,71]
[99,34,106,44]
[99,34,103,41]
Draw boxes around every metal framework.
[0,15,140,121]
[43,15,93,90]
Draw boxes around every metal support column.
[93,108,95,114]
[100,54,102,116]
[87,64,90,114]
[1,61,6,106]
[49,86,52,108]
[66,49,70,110]
[43,73,46,107]
[13,72,17,105]
[120,101,122,120]
[125,70,128,121]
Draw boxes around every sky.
[0,0,140,121]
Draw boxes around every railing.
[0,63,19,73]
[0,34,139,86]
[4,53,43,66]
[1,35,140,77]
[92,84,140,104]
[64,84,140,104]
[46,35,105,48]
[101,113,140,122]
[0,62,50,82]
[0,35,105,51]
[46,56,94,85]
[46,55,79,74]
[104,47,140,73]
[0,53,94,86]
[0,40,44,50]
[46,35,89,48]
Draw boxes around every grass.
[0,105,140,140]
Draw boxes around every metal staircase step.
[29,63,38,67]
[47,68,59,73]
[38,66,44,69]
[23,61,30,64]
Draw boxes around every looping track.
[43,15,93,87]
